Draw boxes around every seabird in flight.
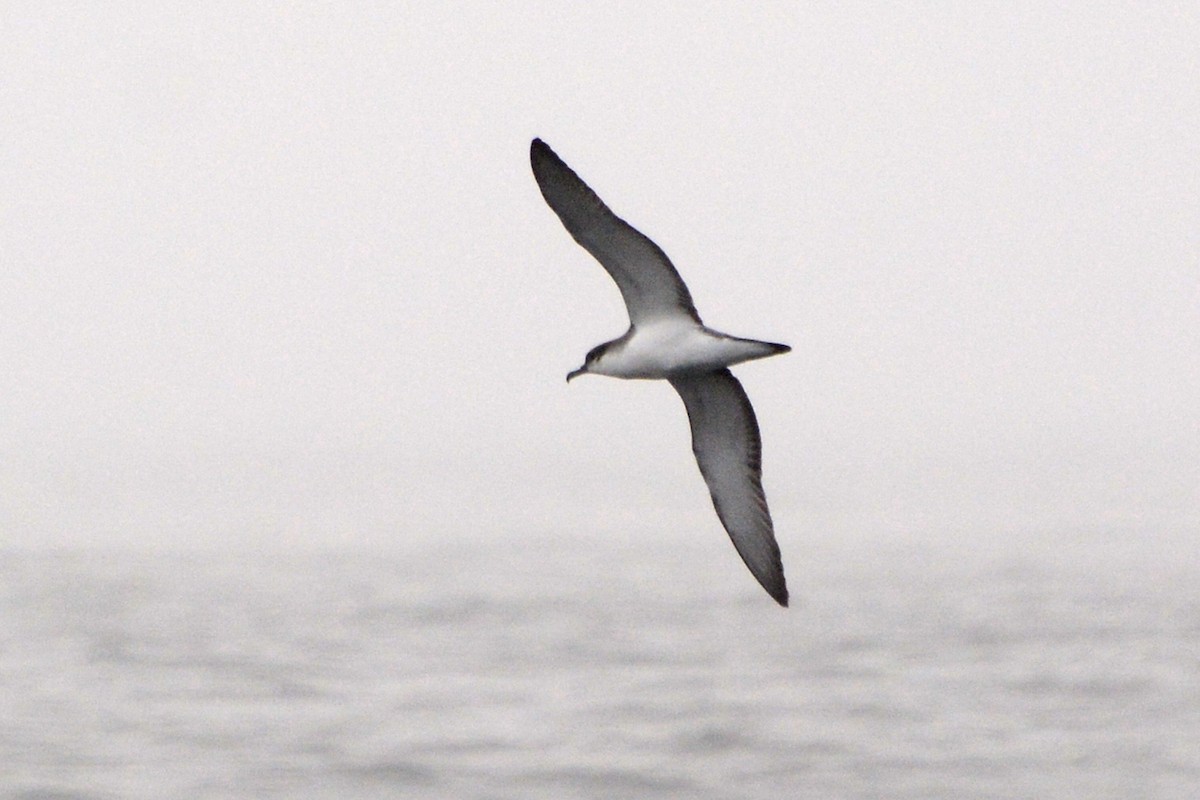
[530,138,790,606]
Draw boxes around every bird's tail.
[730,336,791,362]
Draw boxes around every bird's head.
[566,342,611,382]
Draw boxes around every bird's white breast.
[594,320,766,379]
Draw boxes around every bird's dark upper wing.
[531,139,701,325]
[669,369,788,606]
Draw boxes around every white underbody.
[589,319,779,379]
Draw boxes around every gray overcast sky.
[3,2,1197,559]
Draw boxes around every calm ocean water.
[1,533,1197,799]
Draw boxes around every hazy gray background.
[4,2,1197,570]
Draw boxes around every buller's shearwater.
[530,139,790,606]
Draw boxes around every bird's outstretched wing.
[669,369,788,606]
[531,138,701,325]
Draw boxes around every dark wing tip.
[770,581,790,607]
[529,138,574,197]
[755,553,789,606]
[769,342,791,355]
[530,137,555,166]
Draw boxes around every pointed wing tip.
[761,572,789,606]
[530,138,568,191]
[530,137,553,164]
